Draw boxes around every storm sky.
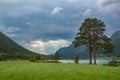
[0,0,120,54]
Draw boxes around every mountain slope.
[59,44,88,59]
[59,31,120,59]
[0,32,34,59]
[111,31,120,57]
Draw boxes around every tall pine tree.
[74,18,113,64]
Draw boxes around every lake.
[58,60,110,64]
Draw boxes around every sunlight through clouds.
[24,39,71,54]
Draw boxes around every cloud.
[96,0,106,5]
[0,0,20,4]
[0,23,21,37]
[0,0,94,17]
[67,0,75,2]
[1,6,46,17]
[0,0,119,55]
[0,0,50,17]
[24,39,71,54]
[23,21,76,41]
[51,7,63,15]
[5,27,21,33]
[83,8,92,16]
[96,0,120,17]
[30,39,70,48]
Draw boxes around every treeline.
[29,51,60,63]
[0,50,60,62]
[0,53,32,61]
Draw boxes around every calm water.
[59,60,110,64]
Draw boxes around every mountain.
[111,31,120,57]
[58,31,120,59]
[59,44,88,59]
[0,32,34,60]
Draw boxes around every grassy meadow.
[0,61,120,80]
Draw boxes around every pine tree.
[54,51,60,61]
[74,18,113,64]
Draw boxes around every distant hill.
[58,31,120,59]
[0,32,34,60]
[59,44,88,59]
[111,31,120,57]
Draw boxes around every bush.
[108,58,119,67]
[29,53,41,62]
[29,58,36,62]
[118,60,120,65]
[0,53,7,61]
[108,61,119,67]
[39,60,60,63]
[74,54,79,64]
[34,53,41,60]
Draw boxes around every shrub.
[34,53,41,60]
[0,53,7,61]
[74,54,79,64]
[29,53,41,62]
[29,58,36,62]
[108,58,119,67]
[118,60,120,65]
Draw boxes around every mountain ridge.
[0,31,34,60]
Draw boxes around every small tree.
[34,53,41,60]
[74,54,79,64]
[54,51,60,61]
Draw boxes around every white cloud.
[51,7,63,15]
[83,8,92,16]
[24,39,71,54]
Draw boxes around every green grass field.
[0,61,120,80]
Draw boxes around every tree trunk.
[89,43,92,64]
[93,44,96,64]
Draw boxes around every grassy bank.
[0,61,120,80]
